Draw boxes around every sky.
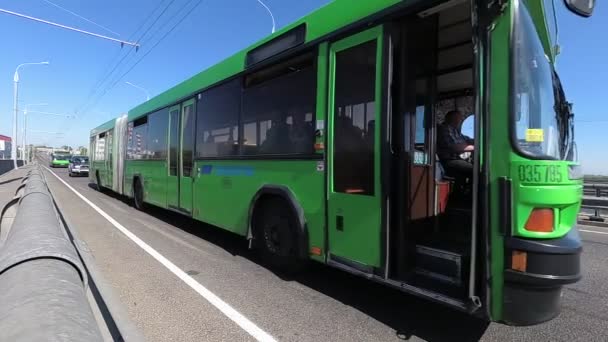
[0,0,605,174]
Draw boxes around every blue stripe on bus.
[200,165,254,176]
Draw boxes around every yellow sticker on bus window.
[525,129,544,142]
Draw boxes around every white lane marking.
[579,223,608,230]
[43,166,277,342]
[580,229,608,235]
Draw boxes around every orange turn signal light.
[524,208,554,233]
[310,246,322,256]
[511,250,527,272]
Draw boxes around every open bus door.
[327,27,384,271]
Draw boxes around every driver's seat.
[436,156,472,208]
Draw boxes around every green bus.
[90,0,594,325]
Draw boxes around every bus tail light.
[511,250,527,272]
[310,246,322,256]
[524,208,554,233]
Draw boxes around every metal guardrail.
[582,183,608,223]
[583,183,608,197]
[0,167,103,341]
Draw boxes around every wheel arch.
[247,185,309,259]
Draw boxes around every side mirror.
[564,0,595,17]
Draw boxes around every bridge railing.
[583,183,608,197]
[582,183,608,223]
[0,167,103,341]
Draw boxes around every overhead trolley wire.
[67,0,204,134]
[74,0,176,117]
[69,0,183,134]
[93,0,205,107]
[42,0,123,37]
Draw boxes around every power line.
[93,0,205,106]
[42,0,122,37]
[68,0,204,132]
[0,7,139,47]
[73,0,177,116]
[135,0,179,44]
[74,0,167,113]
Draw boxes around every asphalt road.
[38,158,608,342]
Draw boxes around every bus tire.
[133,177,145,211]
[95,171,102,191]
[253,197,305,274]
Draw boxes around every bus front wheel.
[253,197,305,274]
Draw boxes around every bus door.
[105,129,114,187]
[167,99,195,214]
[327,27,384,270]
[167,105,180,209]
[179,99,195,214]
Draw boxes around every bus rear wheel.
[133,178,145,211]
[253,198,305,274]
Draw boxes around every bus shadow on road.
[289,264,490,341]
[89,183,489,341]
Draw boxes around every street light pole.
[13,61,49,169]
[255,0,276,33]
[22,103,48,164]
[125,81,150,101]
[12,76,18,165]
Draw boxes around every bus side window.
[196,79,241,158]
[242,53,317,156]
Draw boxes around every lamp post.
[125,81,150,101]
[22,103,48,164]
[255,0,276,33]
[13,61,50,168]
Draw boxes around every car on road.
[68,156,89,177]
[50,154,71,168]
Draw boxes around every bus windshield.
[512,0,567,159]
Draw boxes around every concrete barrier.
[0,159,24,176]
[0,167,103,341]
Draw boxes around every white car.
[68,156,90,177]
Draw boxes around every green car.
[50,154,71,168]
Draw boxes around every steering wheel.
[460,151,474,163]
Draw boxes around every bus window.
[95,132,106,161]
[242,53,316,155]
[182,103,195,177]
[128,117,148,160]
[196,79,240,158]
[461,114,474,139]
[169,110,179,176]
[147,108,169,159]
[333,40,377,195]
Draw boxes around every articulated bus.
[91,0,594,325]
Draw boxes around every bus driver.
[437,110,474,179]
